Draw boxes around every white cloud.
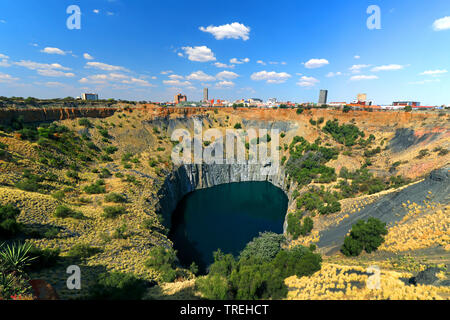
[186,70,215,81]
[168,74,184,80]
[163,79,192,86]
[250,71,291,84]
[80,73,153,87]
[83,53,94,60]
[326,72,342,77]
[303,58,329,69]
[177,52,183,57]
[0,53,9,59]
[349,64,371,73]
[230,57,250,64]
[0,72,18,82]
[420,69,448,76]
[14,60,71,71]
[199,22,250,41]
[86,61,129,72]
[37,69,75,77]
[350,75,379,81]
[371,64,405,72]
[215,80,235,88]
[214,62,234,68]
[93,9,100,14]
[354,55,361,59]
[160,70,173,75]
[216,71,239,80]
[41,47,66,55]
[182,46,216,62]
[0,59,10,67]
[297,76,319,87]
[257,60,266,66]
[433,16,450,31]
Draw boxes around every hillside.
[0,105,449,300]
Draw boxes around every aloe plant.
[0,242,37,273]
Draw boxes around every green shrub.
[102,206,126,219]
[322,119,364,146]
[26,246,60,271]
[51,190,66,201]
[67,244,102,259]
[239,232,285,263]
[0,204,22,239]
[83,180,106,194]
[78,118,92,127]
[287,212,314,239]
[145,246,178,283]
[99,168,112,178]
[104,146,118,155]
[234,123,242,129]
[54,205,85,219]
[341,218,387,257]
[104,193,127,203]
[89,272,147,300]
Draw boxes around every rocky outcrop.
[156,163,292,231]
[0,107,119,125]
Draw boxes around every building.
[393,101,420,107]
[357,93,367,103]
[203,88,209,102]
[81,93,99,101]
[174,93,187,104]
[318,90,328,105]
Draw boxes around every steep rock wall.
[156,163,292,232]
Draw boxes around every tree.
[341,218,387,256]
[239,232,285,263]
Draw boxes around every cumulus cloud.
[215,80,235,88]
[168,74,184,80]
[14,60,71,71]
[230,57,250,64]
[433,16,450,31]
[420,69,448,76]
[349,64,371,73]
[0,72,19,82]
[326,72,342,78]
[163,79,192,86]
[354,55,361,59]
[37,69,75,77]
[182,46,216,62]
[186,70,216,81]
[199,22,250,41]
[297,76,319,87]
[250,71,291,84]
[303,58,329,69]
[214,62,234,68]
[80,73,153,87]
[40,47,66,55]
[350,75,378,81]
[257,60,267,66]
[93,9,100,14]
[371,64,405,72]
[86,61,129,72]
[160,70,173,75]
[216,71,239,80]
[83,53,94,60]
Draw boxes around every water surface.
[169,181,288,272]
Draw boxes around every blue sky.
[0,0,449,105]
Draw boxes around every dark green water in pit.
[169,181,288,273]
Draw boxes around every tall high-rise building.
[203,88,209,102]
[318,90,328,105]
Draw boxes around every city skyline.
[0,0,450,105]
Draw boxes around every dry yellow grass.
[285,263,450,300]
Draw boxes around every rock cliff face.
[156,163,292,231]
